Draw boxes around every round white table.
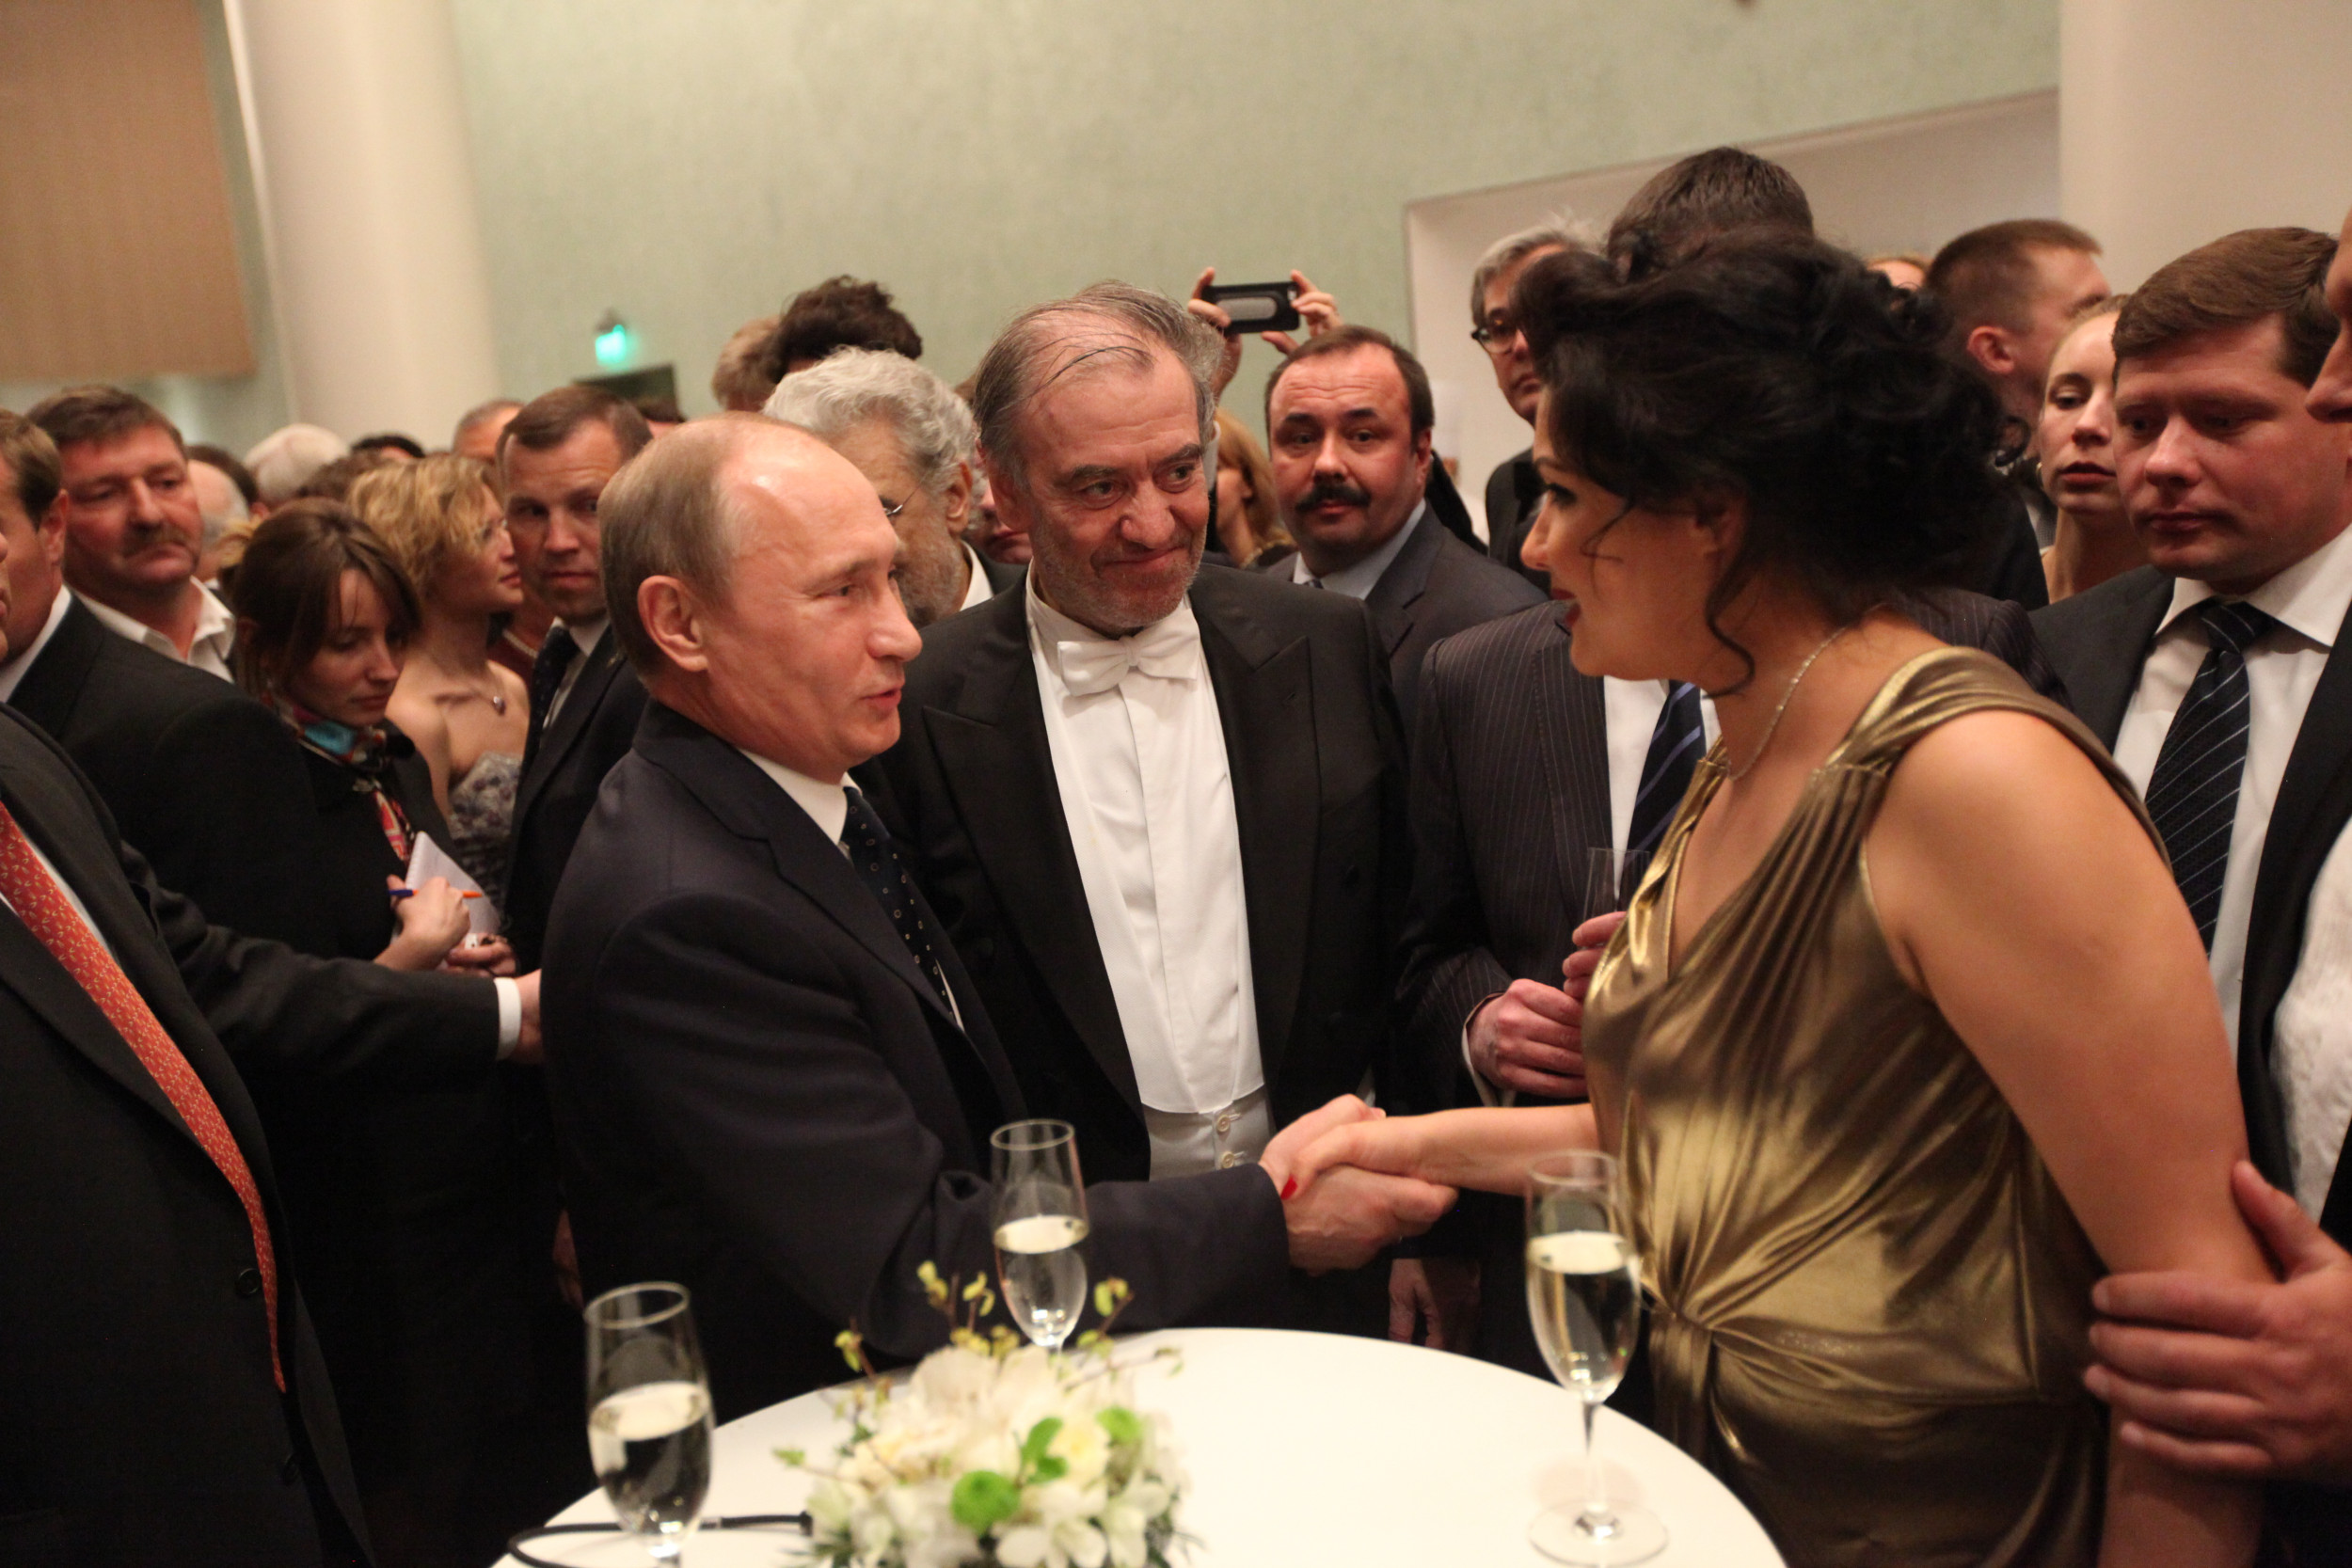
[501,1327,1783,1567]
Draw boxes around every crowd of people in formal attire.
[6,141,2352,1568]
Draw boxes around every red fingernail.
[1279,1178,1298,1200]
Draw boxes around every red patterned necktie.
[0,799,282,1388]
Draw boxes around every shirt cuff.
[1461,994,1517,1110]
[494,977,521,1059]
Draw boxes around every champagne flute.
[1583,847,1650,920]
[992,1118,1091,1350]
[1525,1151,1666,1565]
[585,1282,715,1563]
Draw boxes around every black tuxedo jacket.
[505,628,646,972]
[6,596,327,941]
[863,564,1417,1183]
[1484,447,1547,588]
[543,704,1288,1418]
[0,705,484,1564]
[2035,563,2352,1555]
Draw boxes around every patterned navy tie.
[1626,681,1707,863]
[840,788,955,1012]
[2143,599,2277,949]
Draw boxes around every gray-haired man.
[764,348,1022,626]
[1468,223,1584,584]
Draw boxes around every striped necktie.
[0,798,282,1387]
[1627,680,1706,863]
[2143,599,2276,949]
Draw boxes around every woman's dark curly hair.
[1513,234,2005,688]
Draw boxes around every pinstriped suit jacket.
[1396,588,2066,1079]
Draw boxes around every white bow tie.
[1054,613,1201,697]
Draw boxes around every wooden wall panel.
[0,0,254,379]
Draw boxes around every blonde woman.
[2036,296,2146,602]
[1212,408,1294,567]
[350,453,529,896]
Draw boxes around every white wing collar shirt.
[2113,520,2352,1062]
[1026,575,1267,1179]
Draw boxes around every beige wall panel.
[0,0,254,380]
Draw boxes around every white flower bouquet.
[780,1271,1186,1568]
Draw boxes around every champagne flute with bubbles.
[1525,1151,1666,1564]
[586,1282,714,1563]
[992,1119,1091,1350]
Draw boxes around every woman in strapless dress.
[1295,238,2270,1567]
[356,453,530,900]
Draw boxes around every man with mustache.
[866,284,1449,1335]
[28,386,236,678]
[1262,325,1543,735]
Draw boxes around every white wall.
[1411,92,2060,536]
[448,0,2061,426]
[2061,0,2352,290]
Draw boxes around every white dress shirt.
[0,589,73,703]
[82,582,235,680]
[1026,578,1266,1178]
[2112,522,2352,1054]
[544,616,609,728]
[1291,501,1427,598]
[960,544,995,613]
[2276,825,2352,1215]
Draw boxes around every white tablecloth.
[501,1327,1783,1567]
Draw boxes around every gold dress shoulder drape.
[1583,647,2155,1568]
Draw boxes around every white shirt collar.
[1291,499,1427,599]
[2156,520,2352,650]
[79,581,236,680]
[0,588,73,703]
[736,748,850,847]
[960,543,994,612]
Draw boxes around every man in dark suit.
[763,347,1017,626]
[1468,225,1580,586]
[868,287,1424,1212]
[2029,227,2352,1558]
[544,416,1450,1416]
[0,434,525,1564]
[500,387,653,974]
[1258,325,1545,735]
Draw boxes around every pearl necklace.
[1723,621,1858,783]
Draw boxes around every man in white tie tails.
[865,282,1432,1331]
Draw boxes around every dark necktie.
[1626,680,1706,864]
[0,799,282,1388]
[522,625,580,771]
[2144,599,2276,949]
[840,789,955,1015]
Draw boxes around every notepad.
[405,832,501,936]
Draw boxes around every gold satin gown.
[1583,649,2153,1568]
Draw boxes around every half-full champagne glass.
[1525,1151,1666,1564]
[991,1118,1091,1350]
[585,1282,715,1563]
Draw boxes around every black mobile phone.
[1202,280,1301,335]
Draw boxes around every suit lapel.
[1535,613,1613,924]
[922,600,1139,1103]
[4,597,106,736]
[1196,579,1318,1087]
[2254,598,2352,925]
[1361,514,1442,661]
[2068,570,2173,747]
[516,633,623,828]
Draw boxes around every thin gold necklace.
[1723,621,1857,783]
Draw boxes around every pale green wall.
[449,0,2058,420]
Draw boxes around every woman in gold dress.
[1297,238,2269,1566]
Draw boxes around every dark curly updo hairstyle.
[1513,234,2005,687]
